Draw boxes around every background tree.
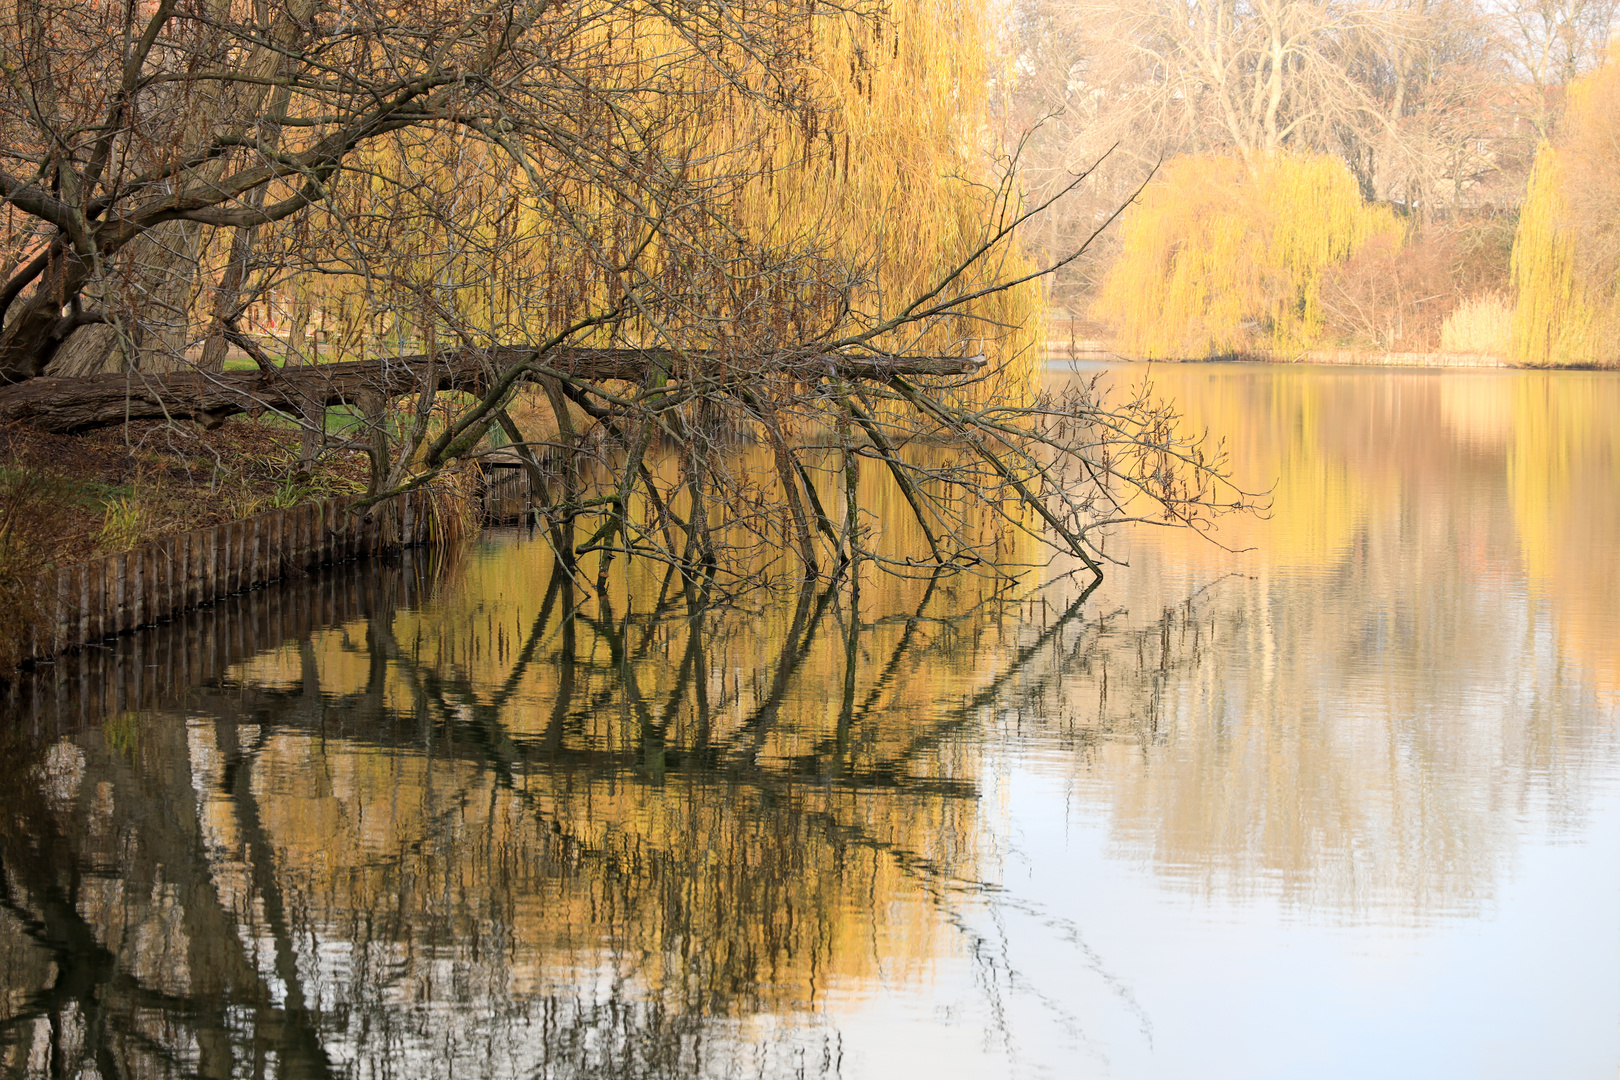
[1,0,1248,589]
[1093,152,1404,357]
[1510,48,1620,365]
[1499,0,1620,141]
[1005,0,1616,345]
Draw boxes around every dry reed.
[0,466,78,672]
[1440,293,1512,355]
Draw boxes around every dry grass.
[1441,293,1513,355]
[0,418,373,674]
[0,417,369,564]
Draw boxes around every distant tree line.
[1011,0,1620,361]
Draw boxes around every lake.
[2,362,1617,1078]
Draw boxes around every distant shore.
[1044,339,1511,368]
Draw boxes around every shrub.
[1317,233,1456,350]
[1094,153,1405,358]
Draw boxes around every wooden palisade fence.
[26,490,440,663]
[482,465,536,525]
[6,552,432,728]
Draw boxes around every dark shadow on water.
[0,542,1110,1079]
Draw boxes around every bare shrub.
[1317,234,1457,351]
[1447,213,1518,299]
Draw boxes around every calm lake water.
[2,362,1618,1079]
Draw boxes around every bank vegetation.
[1012,0,1620,365]
[0,0,1262,664]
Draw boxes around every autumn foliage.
[1093,154,1404,358]
[1510,50,1620,367]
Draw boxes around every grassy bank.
[0,418,369,669]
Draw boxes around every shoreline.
[1042,340,1616,371]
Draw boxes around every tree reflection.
[1039,364,1620,915]
[4,364,1617,1076]
[0,546,1101,1078]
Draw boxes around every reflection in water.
[1070,365,1620,915]
[0,548,1104,1077]
[1,364,1617,1078]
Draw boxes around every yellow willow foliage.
[728,0,1043,370]
[1509,55,1620,368]
[1508,148,1604,365]
[1505,373,1620,701]
[279,0,1041,377]
[1094,154,1403,359]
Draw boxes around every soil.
[0,416,369,565]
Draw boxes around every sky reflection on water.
[1,362,1617,1078]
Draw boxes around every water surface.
[2,362,1617,1078]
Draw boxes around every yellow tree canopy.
[259,0,1042,372]
[1510,51,1620,367]
[1093,154,1403,359]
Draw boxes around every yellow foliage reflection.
[2,364,1616,1076]
[1046,362,1620,916]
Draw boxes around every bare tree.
[1,0,1251,593]
[0,0,1253,588]
[0,0,839,382]
[1499,0,1620,140]
[1007,0,1509,294]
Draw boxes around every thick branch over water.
[0,348,984,433]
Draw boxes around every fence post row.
[33,492,448,663]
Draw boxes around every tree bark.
[0,348,984,433]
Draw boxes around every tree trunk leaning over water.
[0,348,985,434]
[0,0,1256,585]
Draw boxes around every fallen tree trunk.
[0,347,984,434]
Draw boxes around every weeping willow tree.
[266,0,1042,371]
[1509,151,1606,366]
[1093,154,1404,358]
[1510,53,1620,368]
[736,2,1044,366]
[5,0,1032,379]
[1,0,1246,590]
